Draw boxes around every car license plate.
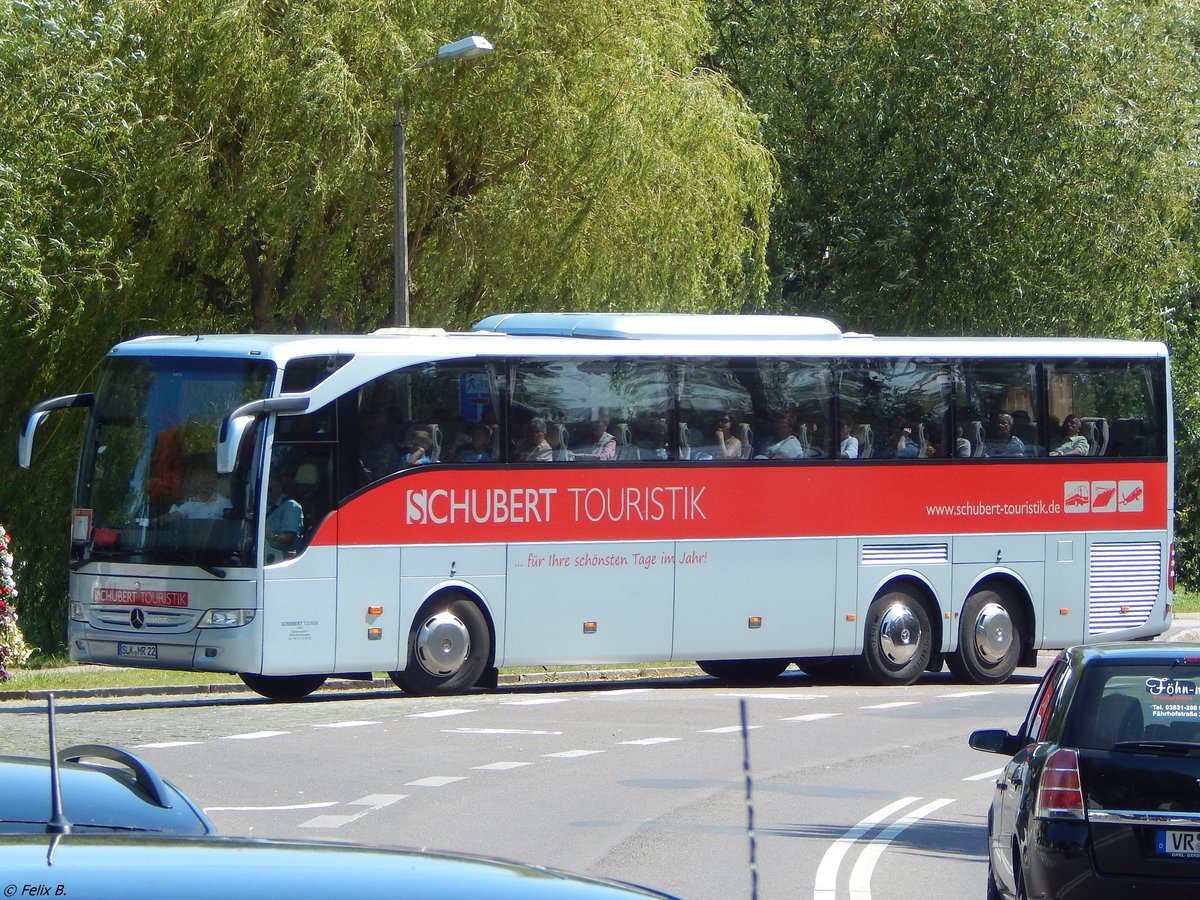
[117,642,158,660]
[1156,829,1200,858]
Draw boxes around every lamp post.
[393,35,494,328]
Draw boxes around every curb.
[0,665,705,702]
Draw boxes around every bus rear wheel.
[239,673,327,701]
[859,589,931,686]
[696,659,791,684]
[389,594,491,696]
[947,587,1022,685]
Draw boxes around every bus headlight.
[197,609,256,628]
[69,602,86,622]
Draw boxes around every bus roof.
[107,316,1169,368]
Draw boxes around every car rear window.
[1063,663,1200,750]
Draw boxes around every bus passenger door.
[261,546,337,675]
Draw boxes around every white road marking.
[222,730,290,740]
[699,725,763,734]
[299,794,405,829]
[716,692,829,700]
[592,688,651,696]
[782,713,842,722]
[312,720,380,729]
[206,801,338,812]
[813,796,922,900]
[964,767,1006,782]
[502,697,571,705]
[859,701,919,710]
[136,741,202,748]
[405,776,466,787]
[473,761,534,771]
[619,737,681,746]
[407,708,476,718]
[848,798,955,900]
[444,727,563,735]
[544,749,605,758]
[939,690,994,699]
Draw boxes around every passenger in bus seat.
[264,471,303,562]
[713,412,743,459]
[1049,414,1089,457]
[758,411,805,459]
[359,410,404,479]
[453,424,494,463]
[983,412,1026,457]
[638,418,671,460]
[954,426,972,458]
[572,413,617,461]
[399,429,434,467]
[876,419,919,459]
[516,418,553,462]
[838,419,859,459]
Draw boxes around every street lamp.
[393,35,494,327]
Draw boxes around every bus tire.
[947,587,1022,685]
[239,673,327,701]
[859,589,931,686]
[696,658,790,684]
[390,594,490,696]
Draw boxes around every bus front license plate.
[117,642,158,660]
[1156,830,1200,858]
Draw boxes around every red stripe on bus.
[307,461,1168,547]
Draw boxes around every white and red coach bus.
[19,313,1173,700]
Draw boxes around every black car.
[0,743,215,834]
[970,642,1200,899]
[0,834,677,899]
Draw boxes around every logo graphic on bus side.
[1064,481,1143,513]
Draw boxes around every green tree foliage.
[119,0,774,332]
[711,0,1200,338]
[0,0,143,649]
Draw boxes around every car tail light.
[1035,748,1086,820]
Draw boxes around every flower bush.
[0,526,33,680]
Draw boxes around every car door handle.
[1011,774,1023,786]
[995,782,1007,791]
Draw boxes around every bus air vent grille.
[860,543,949,566]
[1087,542,1161,634]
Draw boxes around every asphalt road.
[1,667,1046,899]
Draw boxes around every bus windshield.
[75,355,275,570]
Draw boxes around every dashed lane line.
[964,767,1005,782]
[781,713,841,722]
[543,749,606,758]
[699,725,763,734]
[473,761,534,771]
[312,720,381,728]
[444,727,563,735]
[405,776,467,787]
[299,793,406,829]
[222,730,291,740]
[406,708,477,718]
[619,737,681,746]
[858,702,919,710]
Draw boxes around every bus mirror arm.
[18,393,94,469]
[216,396,310,475]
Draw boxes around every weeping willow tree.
[0,0,777,649]
[118,0,775,333]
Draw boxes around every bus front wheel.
[390,595,491,696]
[696,658,791,684]
[239,673,327,701]
[947,587,1022,685]
[859,589,931,686]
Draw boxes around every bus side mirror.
[216,396,310,475]
[18,393,94,469]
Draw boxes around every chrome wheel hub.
[878,602,921,666]
[414,611,470,676]
[973,602,1013,664]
